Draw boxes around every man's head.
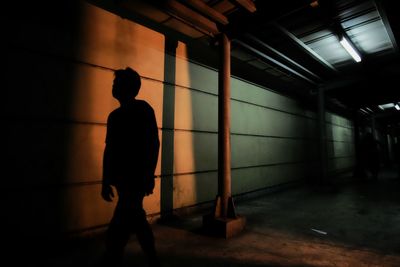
[112,67,141,103]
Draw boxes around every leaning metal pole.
[317,86,328,184]
[218,32,231,218]
[203,33,246,238]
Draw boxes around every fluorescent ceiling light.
[378,103,395,110]
[340,37,361,62]
[395,104,400,110]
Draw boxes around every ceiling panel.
[345,20,394,53]
[306,33,353,65]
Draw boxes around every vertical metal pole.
[218,33,231,218]
[318,87,327,183]
[203,33,245,238]
[353,112,362,178]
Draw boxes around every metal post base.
[202,196,246,238]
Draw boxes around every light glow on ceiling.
[340,37,362,62]
[359,108,369,114]
[378,103,399,110]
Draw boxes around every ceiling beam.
[245,34,322,81]
[165,0,219,35]
[273,23,338,73]
[185,0,229,25]
[374,0,398,52]
[229,0,256,13]
[233,39,317,85]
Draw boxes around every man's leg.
[133,194,160,267]
[103,192,132,266]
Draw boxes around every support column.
[219,32,232,218]
[203,33,246,238]
[353,112,362,178]
[317,86,328,184]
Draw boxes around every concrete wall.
[325,113,355,173]
[3,0,355,239]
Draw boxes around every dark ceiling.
[91,0,400,124]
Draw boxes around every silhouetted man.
[101,67,160,267]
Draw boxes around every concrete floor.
[22,168,400,267]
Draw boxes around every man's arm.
[101,114,115,202]
[144,108,160,195]
[101,144,115,202]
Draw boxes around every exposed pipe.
[245,34,322,81]
[273,23,338,73]
[233,39,318,85]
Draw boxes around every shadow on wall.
[160,37,177,217]
[183,44,218,209]
[3,1,86,244]
[160,41,217,213]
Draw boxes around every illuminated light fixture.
[395,104,400,110]
[378,103,395,110]
[340,37,361,62]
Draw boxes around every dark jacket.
[103,100,159,189]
